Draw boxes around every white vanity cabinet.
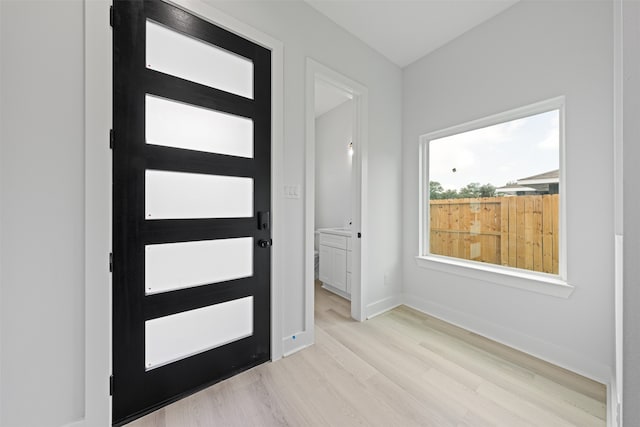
[318,228,352,299]
[346,236,352,295]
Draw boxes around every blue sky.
[429,109,559,191]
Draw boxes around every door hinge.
[109,6,114,28]
[109,129,114,149]
[109,375,114,396]
[109,252,113,273]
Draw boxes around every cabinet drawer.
[319,233,347,250]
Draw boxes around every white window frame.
[416,97,574,298]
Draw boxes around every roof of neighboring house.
[517,169,559,185]
[495,184,537,193]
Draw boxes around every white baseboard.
[282,329,314,357]
[609,378,621,427]
[321,283,351,301]
[366,295,402,319]
[402,292,611,384]
[614,234,623,427]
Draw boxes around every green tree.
[479,183,496,198]
[458,182,481,198]
[430,181,497,200]
[429,181,444,199]
[442,189,459,199]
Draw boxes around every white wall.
[622,0,640,424]
[0,1,86,426]
[315,100,352,230]
[208,0,404,335]
[402,1,614,382]
[0,1,402,424]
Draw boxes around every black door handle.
[257,239,272,248]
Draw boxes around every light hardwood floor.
[129,282,606,426]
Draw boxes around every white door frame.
[305,58,369,323]
[83,1,284,424]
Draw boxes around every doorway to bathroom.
[305,59,368,327]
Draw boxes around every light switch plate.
[284,185,301,199]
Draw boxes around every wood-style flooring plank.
[128,282,606,426]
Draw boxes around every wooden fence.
[429,194,559,274]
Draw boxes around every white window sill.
[415,255,574,298]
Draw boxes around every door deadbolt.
[257,239,272,248]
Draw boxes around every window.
[418,98,567,288]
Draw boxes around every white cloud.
[430,144,475,179]
[537,131,559,150]
[437,115,527,149]
[428,109,559,190]
[537,115,559,150]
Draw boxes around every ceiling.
[304,0,519,68]
[315,79,352,117]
